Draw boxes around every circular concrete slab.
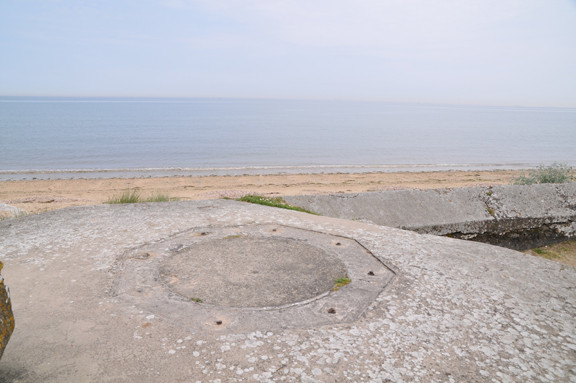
[160,237,347,307]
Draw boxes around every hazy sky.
[1,0,575,107]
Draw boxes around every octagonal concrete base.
[113,224,393,333]
[0,200,575,382]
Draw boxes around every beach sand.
[0,169,522,215]
[2,168,576,265]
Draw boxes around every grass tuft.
[145,193,174,202]
[512,163,574,185]
[106,190,142,204]
[332,276,351,291]
[105,190,177,204]
[237,195,318,215]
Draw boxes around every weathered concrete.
[159,236,348,308]
[0,200,575,382]
[0,204,26,220]
[114,224,392,333]
[284,183,576,249]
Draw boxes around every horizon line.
[1,95,575,110]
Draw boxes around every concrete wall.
[284,183,576,250]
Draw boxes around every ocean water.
[1,97,575,180]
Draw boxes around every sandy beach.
[0,169,523,215]
[2,168,575,265]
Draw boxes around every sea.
[1,97,575,181]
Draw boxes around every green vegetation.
[530,245,559,260]
[526,240,576,267]
[512,163,574,185]
[486,208,496,217]
[237,195,318,215]
[333,276,351,291]
[145,193,173,202]
[105,190,177,204]
[189,297,203,303]
[106,190,142,204]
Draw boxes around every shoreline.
[0,163,540,181]
[0,169,523,215]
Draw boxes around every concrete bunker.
[2,200,575,382]
[284,183,576,251]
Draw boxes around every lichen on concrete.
[0,200,574,382]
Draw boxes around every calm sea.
[1,97,575,180]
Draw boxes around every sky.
[1,0,575,107]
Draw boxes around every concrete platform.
[0,200,575,382]
[284,183,576,249]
